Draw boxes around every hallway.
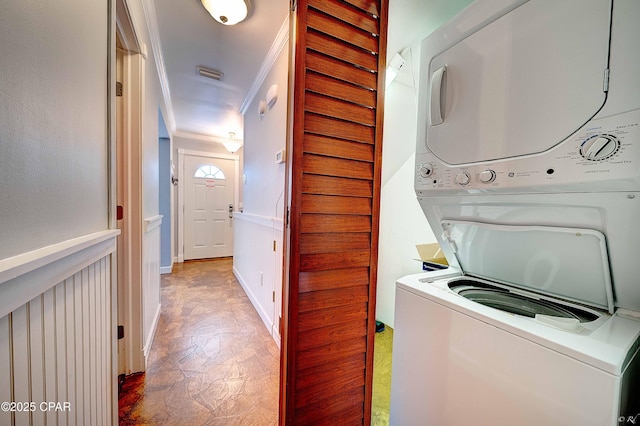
[119,258,279,425]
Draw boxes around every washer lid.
[441,221,614,313]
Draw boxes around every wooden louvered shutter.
[280,0,388,424]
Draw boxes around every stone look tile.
[119,258,279,425]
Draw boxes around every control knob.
[419,163,434,178]
[455,172,471,186]
[580,134,619,161]
[478,169,496,183]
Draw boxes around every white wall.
[376,0,474,328]
[0,0,109,259]
[233,39,289,343]
[0,0,117,421]
[377,75,437,328]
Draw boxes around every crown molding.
[140,0,177,133]
[239,15,290,115]
[174,131,230,144]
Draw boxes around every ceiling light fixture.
[223,132,242,153]
[196,65,224,81]
[200,0,251,26]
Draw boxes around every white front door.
[183,155,235,260]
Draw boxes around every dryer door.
[425,0,611,165]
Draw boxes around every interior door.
[425,0,612,164]
[281,0,388,423]
[183,155,235,260]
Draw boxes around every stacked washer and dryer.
[390,0,640,425]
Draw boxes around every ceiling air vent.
[196,66,224,81]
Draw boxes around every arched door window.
[193,164,226,179]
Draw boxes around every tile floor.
[119,258,393,425]
[119,258,280,425]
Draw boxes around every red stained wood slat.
[309,0,379,34]
[301,194,372,215]
[307,9,378,53]
[305,91,375,126]
[300,251,371,271]
[296,335,367,370]
[295,355,366,398]
[343,0,380,16]
[297,319,367,351]
[298,268,370,293]
[306,51,377,90]
[307,31,378,72]
[298,285,369,312]
[300,233,371,255]
[295,385,365,424]
[302,174,373,197]
[306,72,376,108]
[295,368,366,409]
[302,153,373,180]
[305,113,374,144]
[298,303,368,332]
[300,213,371,234]
[303,133,374,162]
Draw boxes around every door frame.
[177,148,240,263]
[115,0,146,375]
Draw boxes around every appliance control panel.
[416,109,640,194]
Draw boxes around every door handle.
[430,65,447,126]
[229,204,233,219]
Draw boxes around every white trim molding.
[174,131,229,145]
[143,303,161,365]
[239,15,290,115]
[233,212,284,232]
[0,230,120,318]
[144,215,163,233]
[140,0,176,133]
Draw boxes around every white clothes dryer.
[390,0,640,424]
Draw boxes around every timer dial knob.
[478,169,496,183]
[580,134,619,161]
[419,163,434,178]
[455,172,471,186]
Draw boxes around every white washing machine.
[390,0,640,424]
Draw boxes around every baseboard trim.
[232,265,274,339]
[143,303,162,367]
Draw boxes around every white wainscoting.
[232,213,283,346]
[142,215,162,365]
[0,230,119,426]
